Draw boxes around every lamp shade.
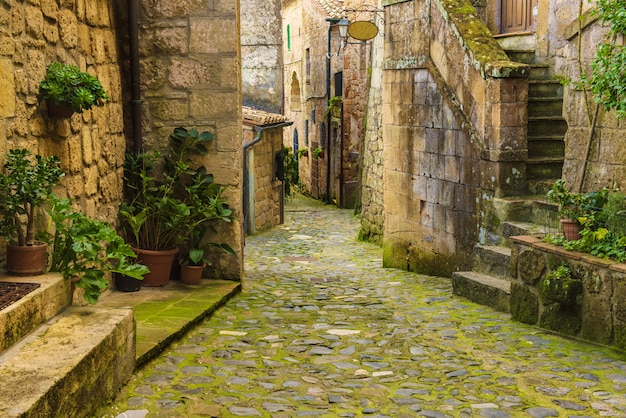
[337,18,350,38]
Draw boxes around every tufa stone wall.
[0,0,127,266]
[240,0,283,113]
[380,0,529,276]
[552,1,626,192]
[510,236,626,351]
[135,0,243,280]
[358,1,385,244]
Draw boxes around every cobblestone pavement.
[101,196,626,418]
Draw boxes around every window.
[305,48,311,84]
[290,72,301,111]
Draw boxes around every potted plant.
[312,147,324,159]
[546,179,608,240]
[45,196,148,303]
[297,147,309,158]
[119,127,235,286]
[0,149,64,275]
[39,62,109,118]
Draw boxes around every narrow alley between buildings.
[101,195,626,417]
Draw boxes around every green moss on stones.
[510,282,539,325]
[539,265,582,306]
[539,303,582,336]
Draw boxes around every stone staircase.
[452,197,559,313]
[0,273,135,418]
[452,45,565,313]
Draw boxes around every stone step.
[528,97,563,117]
[502,220,555,239]
[452,271,511,313]
[0,306,134,418]
[528,117,568,137]
[0,273,70,354]
[529,80,563,98]
[526,157,563,180]
[473,245,512,278]
[527,136,565,157]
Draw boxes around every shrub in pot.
[39,62,109,118]
[0,149,64,275]
[119,127,236,286]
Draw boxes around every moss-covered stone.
[510,282,538,325]
[517,250,546,285]
[539,268,582,306]
[539,303,582,336]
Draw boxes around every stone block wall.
[241,0,283,113]
[511,236,626,351]
[379,0,529,276]
[552,1,626,192]
[243,123,284,234]
[136,0,243,280]
[0,0,127,266]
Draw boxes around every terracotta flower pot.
[560,218,581,241]
[46,102,75,119]
[131,247,178,287]
[179,261,206,285]
[6,242,47,276]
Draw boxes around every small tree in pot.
[0,149,64,275]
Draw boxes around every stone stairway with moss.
[452,197,559,313]
[452,44,566,313]
[0,271,240,417]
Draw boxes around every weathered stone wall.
[358,4,385,244]
[243,124,284,234]
[551,0,626,193]
[380,0,529,276]
[282,0,343,201]
[241,0,283,113]
[0,0,127,266]
[511,236,626,351]
[136,0,243,280]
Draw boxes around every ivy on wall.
[585,0,626,118]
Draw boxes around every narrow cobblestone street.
[101,196,626,418]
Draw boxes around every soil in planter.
[0,282,41,311]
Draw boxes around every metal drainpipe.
[242,122,294,234]
[325,18,339,205]
[128,0,142,153]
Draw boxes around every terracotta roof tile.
[242,106,290,126]
[316,0,344,18]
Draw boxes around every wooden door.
[501,0,537,34]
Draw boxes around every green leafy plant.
[312,148,324,159]
[0,149,64,246]
[120,127,236,257]
[39,62,109,113]
[546,179,608,225]
[297,147,309,158]
[45,197,148,304]
[585,0,626,118]
[283,146,299,197]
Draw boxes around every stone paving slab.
[97,279,240,366]
[98,195,626,417]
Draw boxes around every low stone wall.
[510,235,626,351]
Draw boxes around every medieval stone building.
[0,0,244,279]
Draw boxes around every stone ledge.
[0,307,134,418]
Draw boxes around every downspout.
[243,122,293,234]
[325,18,339,204]
[128,0,142,153]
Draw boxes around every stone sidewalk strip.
[100,195,626,417]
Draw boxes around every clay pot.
[179,261,206,285]
[131,247,178,287]
[6,242,47,276]
[46,102,75,119]
[561,218,581,241]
